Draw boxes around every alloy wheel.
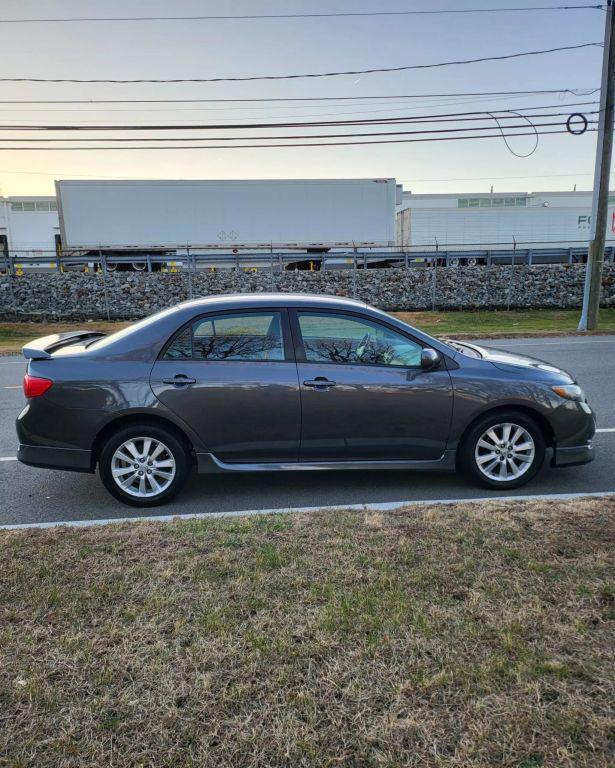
[474,422,536,482]
[111,436,176,498]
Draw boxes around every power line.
[0,95,591,117]
[0,103,597,131]
[0,100,597,125]
[0,89,599,104]
[0,120,587,143]
[0,169,598,182]
[0,43,601,84]
[0,128,594,150]
[399,172,594,182]
[0,6,604,23]
[0,99,572,121]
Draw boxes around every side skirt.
[196,450,457,474]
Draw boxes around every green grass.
[394,308,615,337]
[1,497,613,767]
[2,310,614,353]
[0,321,130,353]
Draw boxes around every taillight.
[23,374,53,398]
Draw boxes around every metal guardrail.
[2,241,615,275]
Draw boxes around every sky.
[0,0,608,197]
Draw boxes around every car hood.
[451,341,575,382]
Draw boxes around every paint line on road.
[486,339,615,347]
[1,490,613,531]
[0,456,17,461]
[3,385,20,389]
[596,427,615,433]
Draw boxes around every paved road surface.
[1,335,613,526]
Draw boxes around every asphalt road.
[1,335,614,526]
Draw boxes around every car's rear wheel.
[99,424,191,507]
[459,411,545,490]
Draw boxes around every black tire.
[99,423,191,507]
[459,410,546,490]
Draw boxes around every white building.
[396,190,615,252]
[0,196,60,259]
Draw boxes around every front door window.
[297,312,422,367]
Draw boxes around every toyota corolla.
[17,294,595,506]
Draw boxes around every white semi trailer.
[55,178,399,269]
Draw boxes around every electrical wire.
[487,111,541,156]
[0,96,590,120]
[0,169,595,181]
[0,103,598,131]
[0,120,586,143]
[0,43,601,83]
[0,127,595,150]
[0,89,599,104]
[0,100,598,126]
[0,6,604,23]
[398,172,593,182]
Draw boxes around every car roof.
[177,293,368,311]
[84,291,454,360]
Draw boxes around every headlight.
[552,384,584,401]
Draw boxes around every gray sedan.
[17,294,595,506]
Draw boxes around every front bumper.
[549,398,596,468]
[18,444,94,473]
[551,441,594,468]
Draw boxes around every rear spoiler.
[22,330,106,360]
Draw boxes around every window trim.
[289,308,427,370]
[159,308,295,363]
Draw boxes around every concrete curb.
[1,491,613,531]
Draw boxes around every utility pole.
[579,0,615,330]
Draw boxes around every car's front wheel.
[99,424,191,507]
[460,411,545,490]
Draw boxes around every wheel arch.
[456,404,554,464]
[91,413,196,468]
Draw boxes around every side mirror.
[420,347,441,370]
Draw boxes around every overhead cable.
[0,6,604,23]
[0,120,589,143]
[0,128,595,150]
[0,103,598,131]
[0,89,599,104]
[0,43,601,84]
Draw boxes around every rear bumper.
[17,444,94,473]
[551,441,595,468]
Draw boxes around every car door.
[292,310,453,461]
[150,309,301,463]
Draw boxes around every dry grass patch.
[0,498,613,767]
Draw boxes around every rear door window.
[164,312,286,362]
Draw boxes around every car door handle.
[162,375,196,386]
[303,378,336,389]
